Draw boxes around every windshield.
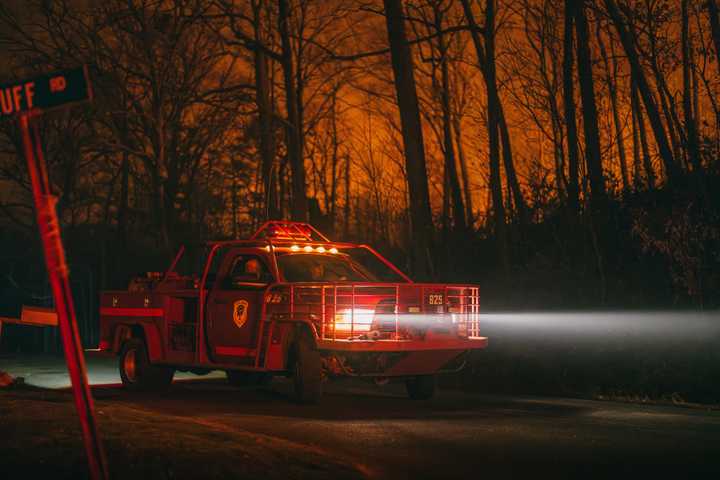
[278,253,378,282]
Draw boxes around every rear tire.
[405,375,436,400]
[291,331,323,404]
[119,338,174,391]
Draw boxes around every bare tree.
[604,0,680,182]
[596,19,630,193]
[631,72,656,189]
[383,0,434,277]
[708,0,720,69]
[562,0,581,217]
[460,0,509,270]
[682,0,701,172]
[278,0,309,221]
[426,0,466,233]
[574,1,607,210]
[252,0,279,219]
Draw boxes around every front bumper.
[317,336,488,352]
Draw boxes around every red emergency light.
[250,221,330,242]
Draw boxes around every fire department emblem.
[233,299,249,329]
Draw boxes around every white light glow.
[290,245,300,252]
[333,308,375,332]
[316,246,326,253]
[303,245,313,252]
[329,247,338,254]
[477,311,720,340]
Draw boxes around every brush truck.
[97,222,487,403]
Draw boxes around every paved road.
[3,354,720,478]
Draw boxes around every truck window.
[202,245,234,289]
[277,253,378,282]
[224,255,273,287]
[342,247,410,283]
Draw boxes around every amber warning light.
[0,66,92,118]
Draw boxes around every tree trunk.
[278,0,308,221]
[708,0,720,69]
[631,72,656,189]
[597,21,629,193]
[648,33,684,170]
[682,0,702,172]
[562,0,580,218]
[118,151,129,248]
[630,75,643,190]
[253,1,278,220]
[498,105,527,228]
[435,9,466,232]
[330,87,339,228]
[574,1,607,210]
[453,114,474,227]
[604,0,679,182]
[343,154,350,239]
[460,0,509,271]
[383,0,434,278]
[442,160,450,236]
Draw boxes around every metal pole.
[19,112,109,480]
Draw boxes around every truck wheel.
[291,332,322,404]
[405,375,436,400]
[226,371,272,387]
[119,338,174,391]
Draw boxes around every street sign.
[12,64,108,480]
[0,66,92,118]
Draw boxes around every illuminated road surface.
[0,353,225,388]
[2,354,720,478]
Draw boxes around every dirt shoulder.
[0,385,363,480]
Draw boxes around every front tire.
[119,338,174,391]
[291,331,323,404]
[405,375,436,400]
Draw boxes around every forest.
[0,0,718,341]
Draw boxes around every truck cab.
[98,221,487,403]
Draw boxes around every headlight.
[332,308,374,332]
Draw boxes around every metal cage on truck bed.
[264,283,483,351]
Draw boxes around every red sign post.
[7,67,109,480]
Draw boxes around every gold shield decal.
[233,299,249,329]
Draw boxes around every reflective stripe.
[215,346,256,357]
[99,307,163,317]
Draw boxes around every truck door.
[206,254,273,364]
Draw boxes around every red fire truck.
[98,222,487,403]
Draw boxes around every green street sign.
[0,66,92,118]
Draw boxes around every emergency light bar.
[290,245,339,254]
[251,221,330,242]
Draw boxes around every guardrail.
[0,306,58,344]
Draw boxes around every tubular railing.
[265,283,480,342]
